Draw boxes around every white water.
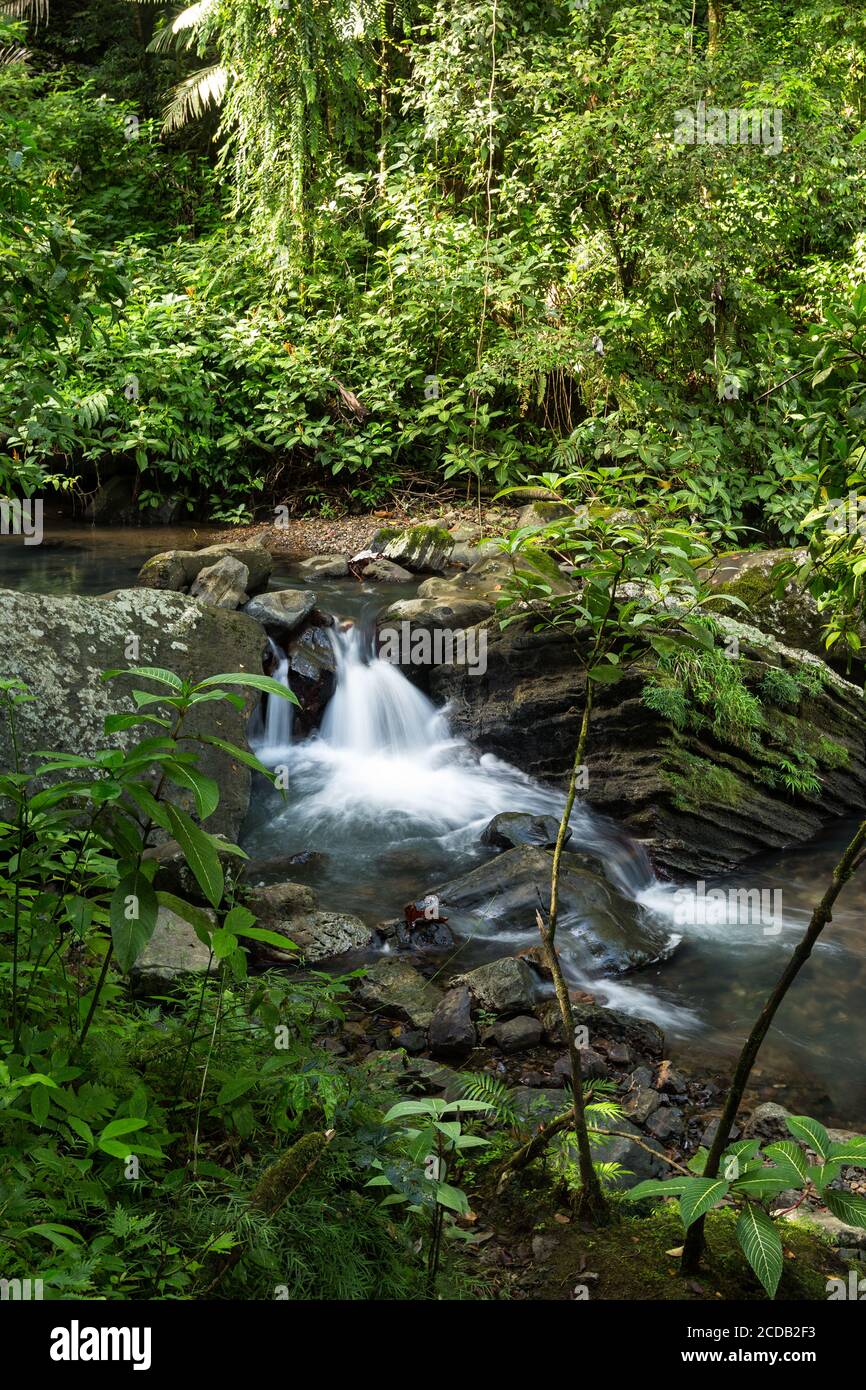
[251,637,294,764]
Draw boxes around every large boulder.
[372,524,454,574]
[296,555,349,579]
[431,615,866,878]
[136,543,272,596]
[480,811,569,851]
[0,587,266,840]
[355,958,443,1029]
[433,846,676,975]
[428,986,476,1057]
[242,589,318,641]
[453,956,536,1018]
[129,907,218,996]
[245,880,372,963]
[190,555,249,610]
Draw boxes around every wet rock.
[742,1101,793,1143]
[493,1015,543,1052]
[604,1042,632,1068]
[357,557,414,582]
[395,1028,428,1055]
[355,959,443,1029]
[645,1106,685,1142]
[538,999,665,1058]
[373,524,454,574]
[450,539,500,567]
[628,1065,654,1090]
[190,555,250,609]
[624,1086,662,1125]
[480,811,569,852]
[552,1048,609,1081]
[286,623,337,734]
[454,957,536,1018]
[247,880,319,922]
[429,986,476,1057]
[657,1063,689,1095]
[136,544,272,595]
[393,918,455,952]
[243,589,318,638]
[433,846,676,976]
[0,587,265,840]
[129,907,217,996]
[297,554,349,579]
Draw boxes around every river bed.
[3,524,865,1126]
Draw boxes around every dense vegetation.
[2,1,864,533]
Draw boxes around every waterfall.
[252,637,293,764]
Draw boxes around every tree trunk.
[537,682,607,1221]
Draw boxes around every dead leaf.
[666,1246,684,1257]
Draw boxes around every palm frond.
[0,42,29,64]
[0,0,47,29]
[161,62,227,133]
[148,0,218,55]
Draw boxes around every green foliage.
[627,1117,866,1299]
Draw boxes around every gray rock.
[538,999,665,1058]
[454,957,536,1018]
[742,1102,792,1144]
[645,1106,685,1142]
[433,846,676,976]
[190,555,250,609]
[355,959,443,1029]
[625,1086,662,1125]
[785,1209,866,1250]
[429,986,476,1057]
[374,524,454,574]
[243,589,318,636]
[297,555,349,579]
[360,558,414,582]
[493,1015,543,1052]
[246,881,371,963]
[480,811,570,851]
[286,623,337,734]
[553,1047,609,1081]
[589,1113,667,1189]
[450,539,501,567]
[0,587,266,840]
[136,544,272,595]
[129,907,217,995]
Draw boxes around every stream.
[3,523,865,1125]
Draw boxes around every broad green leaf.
[110,869,158,971]
[828,1136,866,1166]
[155,891,215,945]
[736,1204,783,1298]
[162,761,220,821]
[164,803,224,907]
[763,1141,809,1187]
[729,1168,792,1199]
[197,672,299,705]
[197,734,277,779]
[434,1182,469,1215]
[824,1189,866,1230]
[103,666,184,690]
[785,1115,831,1159]
[625,1178,692,1200]
[99,1118,148,1142]
[679,1176,729,1229]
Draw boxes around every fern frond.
[148,0,218,54]
[161,62,227,133]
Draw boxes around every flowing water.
[4,526,866,1123]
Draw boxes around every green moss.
[815,735,850,769]
[664,748,745,811]
[528,1202,840,1302]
